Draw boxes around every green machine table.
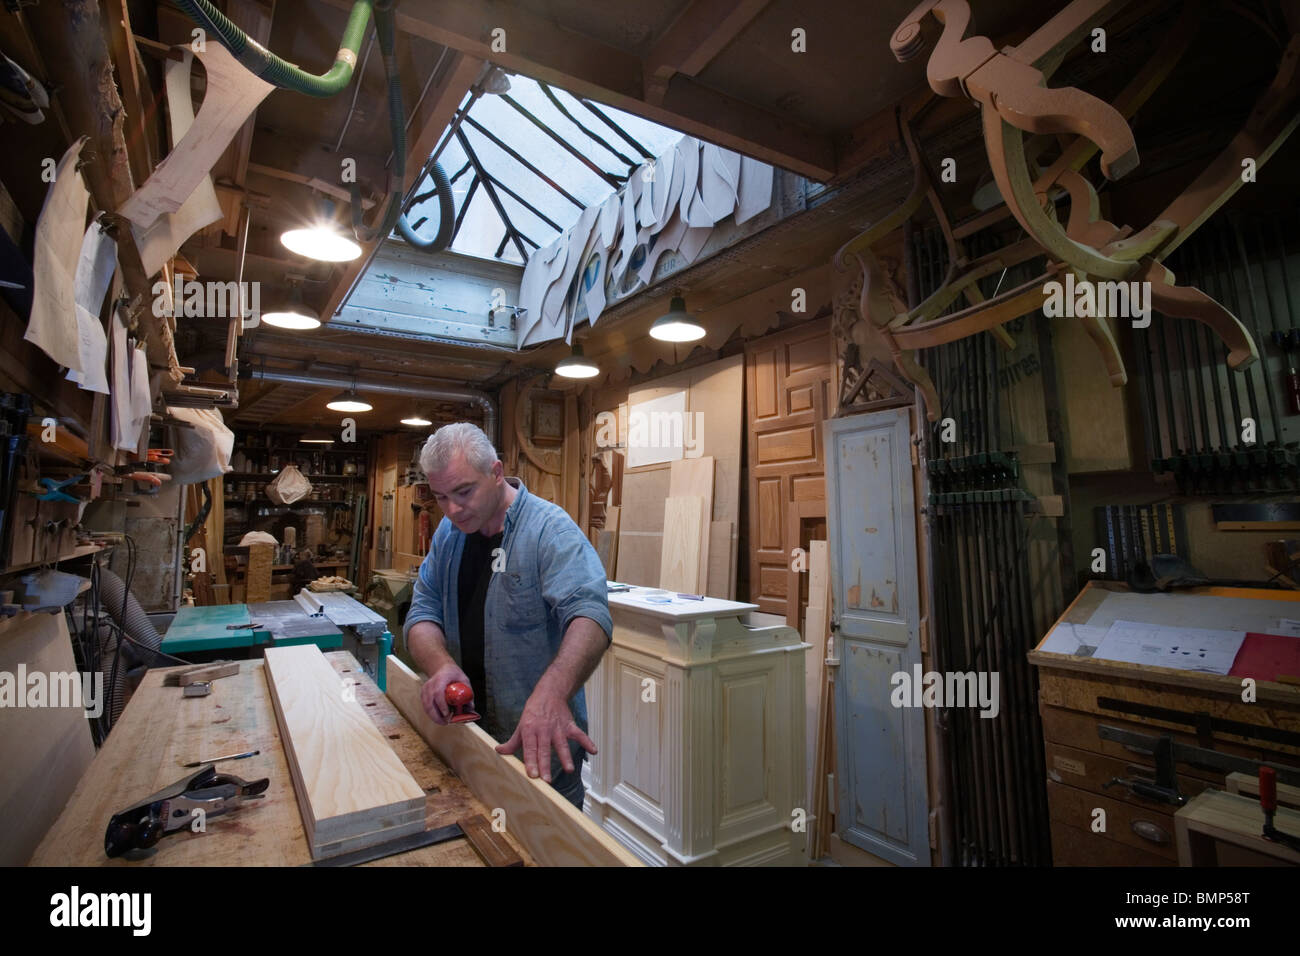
[160,602,343,654]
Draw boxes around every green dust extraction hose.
[172,0,373,98]
[174,0,453,251]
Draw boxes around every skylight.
[400,73,684,264]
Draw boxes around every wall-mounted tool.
[446,681,480,723]
[104,764,268,858]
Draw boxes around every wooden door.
[825,408,929,866]
[745,320,832,621]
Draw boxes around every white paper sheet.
[1272,618,1300,637]
[1039,622,1109,656]
[110,312,136,451]
[627,389,687,468]
[129,346,153,455]
[119,42,273,228]
[26,137,90,372]
[698,142,739,224]
[65,224,116,394]
[736,154,774,225]
[131,49,224,275]
[1092,619,1246,675]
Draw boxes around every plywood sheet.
[263,644,425,858]
[706,520,733,599]
[615,467,671,586]
[660,495,705,593]
[0,612,94,865]
[385,656,640,866]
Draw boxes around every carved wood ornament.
[834,0,1298,420]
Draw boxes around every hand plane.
[104,764,268,858]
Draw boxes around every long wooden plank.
[385,656,641,866]
[804,540,830,816]
[659,495,705,593]
[669,456,714,593]
[263,645,425,857]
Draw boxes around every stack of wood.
[657,457,736,597]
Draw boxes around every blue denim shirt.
[403,477,611,787]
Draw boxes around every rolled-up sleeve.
[541,521,612,643]
[403,538,445,642]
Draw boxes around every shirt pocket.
[497,570,547,632]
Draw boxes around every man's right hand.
[420,661,472,725]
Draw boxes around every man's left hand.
[496,690,597,782]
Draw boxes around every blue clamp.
[35,475,86,503]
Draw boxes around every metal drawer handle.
[1130,820,1170,845]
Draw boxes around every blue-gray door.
[824,407,928,865]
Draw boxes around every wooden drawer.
[1045,740,1214,807]
[1041,704,1300,778]
[1049,820,1175,867]
[1046,779,1178,862]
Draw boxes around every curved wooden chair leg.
[961,281,1016,350]
[1077,312,1128,386]
[1057,169,1125,248]
[892,347,942,421]
[1142,260,1259,369]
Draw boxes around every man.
[403,422,611,808]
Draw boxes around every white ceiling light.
[261,308,321,330]
[401,415,433,426]
[649,292,705,342]
[300,430,335,444]
[281,200,362,262]
[555,343,599,379]
[326,388,372,413]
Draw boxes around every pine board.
[670,457,714,593]
[385,656,640,866]
[263,644,426,858]
[615,467,671,586]
[706,520,732,599]
[660,495,705,594]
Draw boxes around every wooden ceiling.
[25,0,1275,429]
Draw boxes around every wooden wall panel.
[745,320,832,621]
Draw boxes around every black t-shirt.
[456,530,503,715]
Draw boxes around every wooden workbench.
[28,651,532,866]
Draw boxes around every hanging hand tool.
[1259,766,1300,852]
[104,764,269,858]
[446,681,481,723]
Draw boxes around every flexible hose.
[171,0,373,98]
[349,1,406,242]
[396,159,455,251]
[97,567,162,659]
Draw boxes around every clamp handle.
[1260,766,1278,815]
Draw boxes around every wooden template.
[660,495,706,593]
[263,644,426,859]
[385,656,640,866]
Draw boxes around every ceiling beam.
[320,49,484,319]
[644,0,772,105]
[317,0,837,181]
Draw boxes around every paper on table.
[1039,622,1109,656]
[110,312,135,451]
[131,49,224,276]
[1092,619,1246,675]
[65,224,116,394]
[1272,619,1300,638]
[119,42,272,228]
[26,137,90,372]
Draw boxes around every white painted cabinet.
[583,592,809,865]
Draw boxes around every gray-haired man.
[403,422,611,808]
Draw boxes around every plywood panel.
[669,457,713,593]
[616,468,671,586]
[706,519,733,599]
[0,612,95,865]
[264,644,426,858]
[385,656,640,866]
[660,496,705,593]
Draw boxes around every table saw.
[160,590,395,689]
